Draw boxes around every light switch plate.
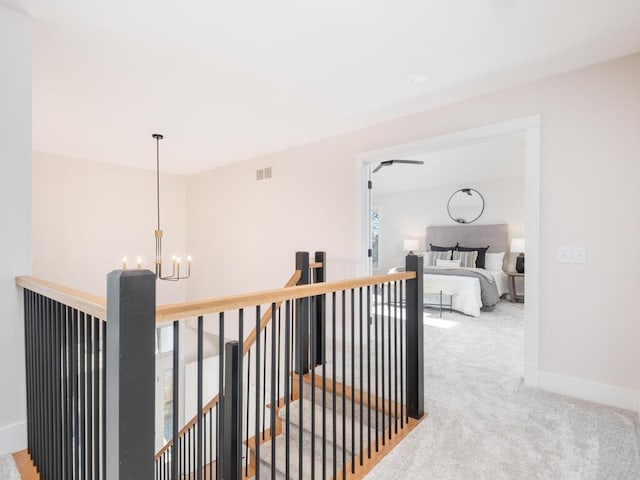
[557,247,586,264]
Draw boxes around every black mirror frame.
[447,188,485,224]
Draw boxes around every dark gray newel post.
[106,269,156,480]
[405,253,424,419]
[295,251,310,374]
[313,251,326,366]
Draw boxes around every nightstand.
[506,271,524,302]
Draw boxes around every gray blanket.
[422,267,500,308]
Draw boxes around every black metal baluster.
[101,319,106,480]
[394,281,399,434]
[50,298,56,478]
[172,320,180,480]
[197,316,204,480]
[400,281,405,428]
[342,290,346,479]
[237,310,244,480]
[80,312,87,479]
[72,308,80,479]
[23,291,31,463]
[310,296,316,480]
[49,300,56,480]
[40,295,47,474]
[30,293,36,470]
[215,379,218,477]
[67,305,74,480]
[366,285,372,459]
[381,284,386,446]
[374,284,379,453]
[86,316,93,480]
[388,282,392,440]
[322,291,327,480]
[359,287,364,466]
[54,301,62,480]
[297,299,304,480]
[245,349,251,478]
[23,291,31,457]
[277,308,281,408]
[93,317,100,480]
[255,305,261,480]
[284,301,291,480]
[270,304,277,480]
[40,297,47,478]
[49,298,54,478]
[209,406,213,480]
[332,292,337,479]
[31,293,37,470]
[262,323,267,441]
[218,312,224,480]
[351,288,356,473]
[45,298,52,478]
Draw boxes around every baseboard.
[537,371,640,414]
[523,363,539,388]
[0,420,26,455]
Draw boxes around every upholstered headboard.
[426,224,509,268]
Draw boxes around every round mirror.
[447,188,484,224]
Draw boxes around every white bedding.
[423,268,507,318]
[424,273,482,317]
[486,269,508,297]
[388,266,507,318]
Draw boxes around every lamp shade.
[403,239,420,252]
[510,238,525,253]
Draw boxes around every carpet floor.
[0,454,20,480]
[365,301,640,480]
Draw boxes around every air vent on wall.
[256,167,272,181]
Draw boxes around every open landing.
[364,301,640,479]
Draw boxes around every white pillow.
[436,259,461,267]
[484,252,505,271]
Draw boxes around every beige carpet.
[365,301,640,480]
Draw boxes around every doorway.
[356,115,541,386]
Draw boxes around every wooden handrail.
[15,276,107,319]
[156,271,415,324]
[242,269,301,355]
[16,271,416,326]
[154,393,220,460]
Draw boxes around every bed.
[391,224,510,317]
[424,224,509,317]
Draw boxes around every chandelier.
[153,133,191,281]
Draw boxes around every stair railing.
[16,252,424,480]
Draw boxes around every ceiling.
[3,0,640,175]
[371,134,525,194]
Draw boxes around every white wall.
[373,177,525,274]
[0,6,31,454]
[187,53,640,410]
[32,152,188,304]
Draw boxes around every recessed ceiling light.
[407,73,431,85]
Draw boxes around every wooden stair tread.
[12,450,39,480]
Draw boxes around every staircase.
[16,251,425,480]
[246,369,421,480]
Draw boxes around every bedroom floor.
[366,301,640,480]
